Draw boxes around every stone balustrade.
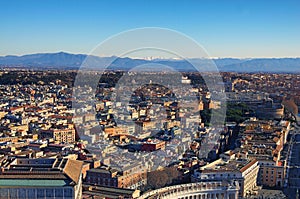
[138,181,239,199]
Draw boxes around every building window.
[28,189,36,197]
[37,189,45,198]
[46,189,54,198]
[63,188,73,197]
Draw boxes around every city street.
[284,125,300,199]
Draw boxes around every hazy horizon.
[1,51,300,60]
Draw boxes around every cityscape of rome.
[1,1,300,199]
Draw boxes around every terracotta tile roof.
[239,159,258,173]
[63,159,83,184]
[273,137,279,143]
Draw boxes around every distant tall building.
[0,158,83,199]
[192,158,259,198]
[181,76,191,84]
[256,99,284,119]
[85,163,147,190]
[39,124,76,143]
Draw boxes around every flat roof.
[82,185,139,199]
[0,179,68,187]
[87,168,111,174]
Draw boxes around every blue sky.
[0,0,300,58]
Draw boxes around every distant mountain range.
[0,52,300,72]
